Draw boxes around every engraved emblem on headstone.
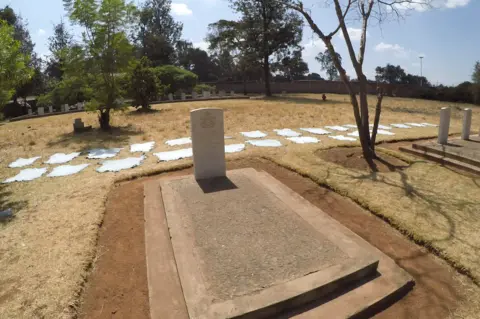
[200,111,216,129]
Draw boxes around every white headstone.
[37,107,44,115]
[462,108,472,140]
[48,105,53,113]
[27,108,32,115]
[438,107,451,145]
[192,91,198,99]
[202,91,210,98]
[230,90,234,96]
[219,90,225,97]
[168,93,173,101]
[63,104,69,112]
[190,108,226,180]
[181,93,186,100]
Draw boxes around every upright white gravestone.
[462,108,472,140]
[27,108,32,115]
[48,105,53,113]
[192,91,198,99]
[190,108,226,180]
[438,107,451,145]
[168,93,173,101]
[37,107,44,115]
[181,93,186,100]
[230,90,235,96]
[219,90,226,97]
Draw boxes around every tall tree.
[136,0,183,66]
[472,61,480,104]
[316,49,342,81]
[283,0,432,169]
[64,0,137,130]
[273,50,309,80]
[176,40,218,82]
[229,0,303,96]
[45,20,73,80]
[0,20,32,107]
[375,64,406,84]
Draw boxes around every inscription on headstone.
[190,108,226,180]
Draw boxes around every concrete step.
[400,146,480,175]
[412,143,480,168]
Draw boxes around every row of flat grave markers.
[167,91,236,101]
[3,121,437,183]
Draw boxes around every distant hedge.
[154,65,197,94]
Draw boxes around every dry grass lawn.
[0,93,479,318]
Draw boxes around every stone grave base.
[400,136,480,174]
[144,168,413,319]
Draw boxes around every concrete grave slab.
[406,123,427,127]
[391,124,412,129]
[45,152,81,164]
[274,129,301,137]
[287,136,319,144]
[4,168,47,183]
[225,144,245,153]
[300,128,331,135]
[97,156,145,173]
[9,156,41,168]
[328,135,357,141]
[156,169,379,319]
[48,164,89,177]
[87,148,122,159]
[154,148,193,162]
[325,126,349,132]
[130,141,155,153]
[247,139,282,147]
[240,130,267,138]
[165,137,192,146]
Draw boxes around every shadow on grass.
[46,124,144,150]
[125,108,171,116]
[269,95,346,106]
[0,184,27,224]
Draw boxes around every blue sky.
[2,0,478,85]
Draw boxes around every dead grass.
[0,93,479,318]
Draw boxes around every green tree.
[316,49,342,81]
[129,57,163,110]
[307,72,323,80]
[375,64,406,84]
[273,50,309,80]
[229,0,303,96]
[45,20,73,81]
[0,21,32,107]
[176,40,218,82]
[64,0,137,130]
[136,0,183,66]
[472,61,480,104]
[154,65,197,94]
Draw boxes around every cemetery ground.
[0,94,480,318]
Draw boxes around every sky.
[2,0,478,86]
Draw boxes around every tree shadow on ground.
[0,184,27,224]
[124,108,171,117]
[46,124,144,150]
[268,95,346,106]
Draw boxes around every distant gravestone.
[230,90,234,96]
[181,93,186,100]
[168,93,173,101]
[27,108,32,115]
[462,108,472,140]
[219,90,226,97]
[192,91,198,99]
[202,91,209,98]
[281,91,286,96]
[438,107,451,145]
[73,118,92,133]
[190,108,226,180]
[48,106,53,113]
[38,107,44,115]
[63,104,69,112]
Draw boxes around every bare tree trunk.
[263,54,272,96]
[371,86,384,154]
[99,109,111,130]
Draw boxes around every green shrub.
[153,65,197,94]
[128,57,164,109]
[194,83,216,94]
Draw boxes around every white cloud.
[302,38,326,58]
[171,3,193,16]
[193,41,209,51]
[374,42,409,58]
[444,0,470,8]
[338,28,369,41]
[37,29,46,37]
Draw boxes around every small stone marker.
[219,90,225,97]
[438,107,451,145]
[202,91,210,98]
[190,108,226,180]
[192,91,198,99]
[230,90,234,96]
[48,105,53,113]
[27,108,32,115]
[63,104,69,112]
[462,108,472,140]
[73,118,92,133]
[38,107,44,115]
[168,93,173,101]
[181,93,186,100]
